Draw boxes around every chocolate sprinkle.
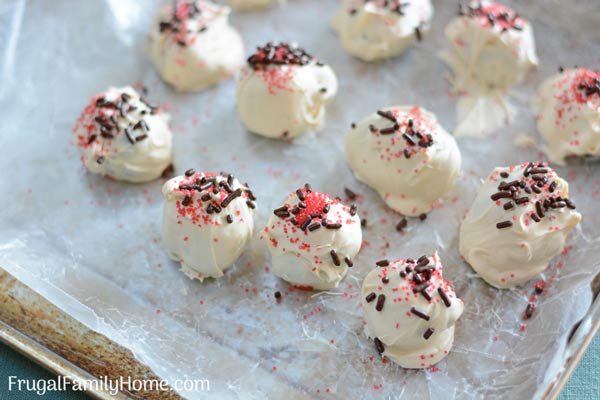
[438,287,452,307]
[423,328,435,340]
[380,126,397,135]
[396,218,408,231]
[330,249,341,266]
[377,109,397,123]
[345,187,357,199]
[350,204,357,216]
[375,294,386,311]
[413,282,430,294]
[524,303,535,319]
[416,255,429,266]
[535,201,545,218]
[374,337,385,355]
[344,257,353,267]
[410,306,430,321]
[496,220,513,229]
[376,259,390,267]
[515,197,529,205]
[307,222,321,231]
[415,26,422,41]
[491,191,512,200]
[221,188,242,208]
[365,292,377,303]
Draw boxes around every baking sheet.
[1,0,600,398]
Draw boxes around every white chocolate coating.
[534,68,600,165]
[444,1,538,91]
[161,172,256,281]
[332,0,433,62]
[345,106,462,216]
[261,187,362,290]
[361,253,464,369]
[459,163,581,289]
[72,86,172,183]
[236,44,338,139]
[146,0,244,92]
[226,0,281,11]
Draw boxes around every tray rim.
[0,320,120,400]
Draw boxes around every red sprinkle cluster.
[158,0,208,46]
[272,184,357,232]
[174,170,256,228]
[247,42,321,70]
[573,69,600,101]
[459,1,524,32]
[490,162,576,230]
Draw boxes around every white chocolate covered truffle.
[226,0,282,11]
[332,0,433,62]
[72,86,172,183]
[444,1,538,90]
[361,253,464,369]
[459,163,581,289]
[146,0,244,92]
[236,42,338,140]
[161,170,257,281]
[261,184,362,291]
[534,68,600,165]
[345,106,462,216]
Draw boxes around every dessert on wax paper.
[332,0,434,62]
[226,0,282,11]
[459,162,581,289]
[146,0,244,92]
[72,86,172,183]
[261,184,362,291]
[444,1,538,137]
[236,42,338,140]
[345,105,462,217]
[534,68,600,165]
[161,170,257,281]
[361,252,464,368]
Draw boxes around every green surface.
[0,337,599,399]
[0,343,88,399]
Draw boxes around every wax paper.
[1,0,600,399]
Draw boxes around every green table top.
[1,337,599,399]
